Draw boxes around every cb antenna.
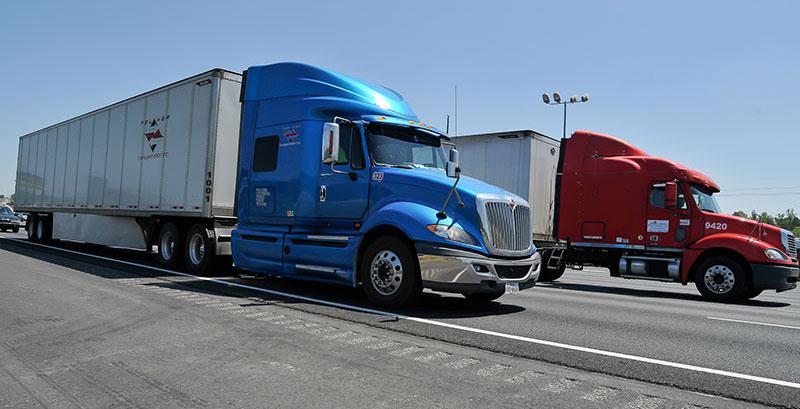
[445,114,450,135]
[454,84,458,137]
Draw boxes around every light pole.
[542,92,589,139]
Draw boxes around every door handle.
[319,185,327,202]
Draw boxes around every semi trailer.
[14,63,540,307]
[455,130,799,302]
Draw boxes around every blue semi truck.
[16,63,540,307]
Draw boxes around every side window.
[676,184,688,210]
[332,123,365,170]
[650,183,665,208]
[253,136,279,172]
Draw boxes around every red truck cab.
[555,130,799,301]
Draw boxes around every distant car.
[0,206,21,233]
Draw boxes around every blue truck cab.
[232,63,540,307]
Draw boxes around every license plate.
[505,283,520,293]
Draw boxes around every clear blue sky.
[1,1,798,214]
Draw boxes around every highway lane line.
[6,237,800,390]
[706,316,800,330]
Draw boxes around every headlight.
[765,248,789,261]
[426,224,478,246]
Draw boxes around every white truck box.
[453,130,560,242]
[15,69,242,218]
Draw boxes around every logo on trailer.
[140,115,170,160]
[144,119,165,151]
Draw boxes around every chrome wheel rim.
[704,264,735,294]
[160,230,176,261]
[370,250,403,296]
[188,233,205,266]
[36,221,43,240]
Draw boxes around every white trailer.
[453,130,560,242]
[14,69,242,273]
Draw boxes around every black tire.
[11,226,19,233]
[27,215,37,241]
[34,215,52,243]
[184,224,217,275]
[360,236,421,308]
[743,287,763,300]
[538,263,566,282]
[157,222,184,269]
[462,288,505,305]
[694,255,748,302]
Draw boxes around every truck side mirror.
[321,123,340,164]
[446,148,460,178]
[664,182,678,209]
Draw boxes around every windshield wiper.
[374,162,413,169]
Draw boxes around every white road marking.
[505,370,543,384]
[580,386,619,401]
[415,352,450,362]
[389,346,423,357]
[323,331,355,340]
[542,378,580,393]
[706,316,800,330]
[345,336,377,345]
[365,341,401,350]
[474,363,509,377]
[11,238,800,390]
[444,357,479,369]
[625,395,666,409]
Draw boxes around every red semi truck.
[455,130,799,302]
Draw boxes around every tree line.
[733,209,800,236]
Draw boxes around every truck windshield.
[691,184,721,214]
[366,123,447,169]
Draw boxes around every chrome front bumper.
[416,243,540,294]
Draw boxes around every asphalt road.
[0,232,797,408]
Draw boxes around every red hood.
[704,212,785,250]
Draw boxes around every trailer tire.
[462,288,505,305]
[27,215,37,241]
[538,263,566,282]
[157,222,184,269]
[360,236,421,308]
[694,255,747,302]
[34,215,52,243]
[184,224,216,276]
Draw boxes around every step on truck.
[454,130,799,302]
[14,63,540,308]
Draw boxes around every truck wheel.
[361,236,421,308]
[184,224,216,275]
[11,226,19,233]
[27,215,37,241]
[538,263,566,282]
[157,223,184,269]
[462,287,505,305]
[694,256,747,302]
[35,215,51,243]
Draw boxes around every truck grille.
[482,201,532,254]
[786,233,797,258]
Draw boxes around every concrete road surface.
[0,233,796,408]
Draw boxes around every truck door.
[646,182,691,248]
[316,122,370,219]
